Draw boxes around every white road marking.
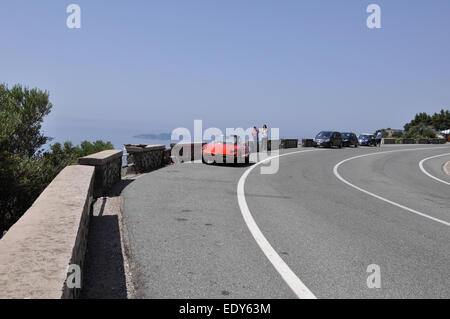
[419,153,450,186]
[237,149,320,299]
[333,146,450,227]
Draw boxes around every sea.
[42,128,174,167]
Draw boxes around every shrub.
[0,84,114,232]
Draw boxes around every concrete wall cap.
[144,144,166,151]
[78,150,123,165]
[124,145,144,153]
[0,165,94,299]
[173,142,204,145]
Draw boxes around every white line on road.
[237,149,319,299]
[333,146,450,227]
[419,153,450,186]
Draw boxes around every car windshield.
[316,131,333,138]
[341,133,351,138]
[359,135,372,139]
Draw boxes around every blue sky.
[1,1,449,145]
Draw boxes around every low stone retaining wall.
[416,139,429,144]
[79,150,123,198]
[280,139,299,149]
[170,142,205,163]
[125,144,165,173]
[428,139,446,144]
[0,165,95,299]
[401,138,416,144]
[383,138,397,145]
[302,139,315,147]
[384,138,447,145]
[163,148,172,165]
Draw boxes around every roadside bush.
[0,84,113,232]
[404,110,450,132]
[402,125,436,139]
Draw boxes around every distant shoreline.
[133,133,171,141]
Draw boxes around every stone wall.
[383,138,447,145]
[0,166,94,299]
[78,150,123,198]
[125,145,165,173]
[383,138,397,145]
[170,142,205,163]
[267,139,280,151]
[401,138,416,144]
[280,139,299,149]
[433,138,442,144]
[302,139,315,147]
[163,148,172,165]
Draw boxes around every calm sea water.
[44,130,172,151]
[43,127,174,166]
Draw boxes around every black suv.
[314,131,343,148]
[341,132,359,148]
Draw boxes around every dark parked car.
[341,132,359,147]
[358,134,377,146]
[314,131,343,148]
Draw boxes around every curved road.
[121,144,450,298]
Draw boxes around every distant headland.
[133,133,172,140]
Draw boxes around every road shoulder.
[445,161,450,176]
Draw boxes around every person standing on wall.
[261,125,268,152]
[377,131,383,148]
[252,126,260,153]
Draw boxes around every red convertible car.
[202,135,250,164]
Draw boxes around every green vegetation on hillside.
[373,128,403,138]
[0,84,113,232]
[403,110,450,139]
[404,110,450,132]
[375,109,449,140]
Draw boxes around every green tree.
[403,125,436,139]
[0,84,53,231]
[404,109,449,132]
[0,84,53,157]
[1,84,115,232]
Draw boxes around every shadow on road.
[81,178,136,299]
[209,162,256,168]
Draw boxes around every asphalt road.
[121,144,450,298]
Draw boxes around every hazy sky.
[1,0,449,144]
